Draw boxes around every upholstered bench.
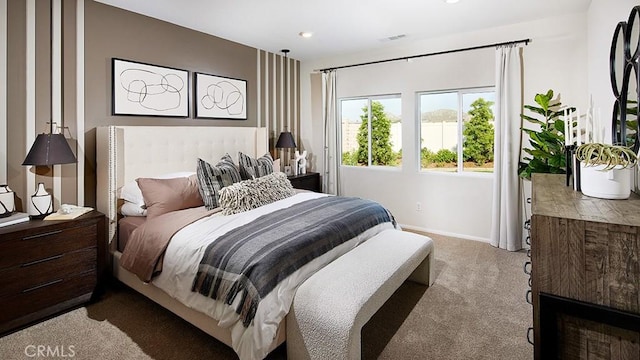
[286,229,435,360]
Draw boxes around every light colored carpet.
[0,233,532,360]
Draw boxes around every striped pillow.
[196,154,242,210]
[238,152,274,180]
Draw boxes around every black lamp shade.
[22,133,77,166]
[275,131,297,149]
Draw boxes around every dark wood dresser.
[0,211,107,334]
[288,172,321,192]
[531,174,640,359]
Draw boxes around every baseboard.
[399,224,490,243]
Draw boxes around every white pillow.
[120,201,147,216]
[118,171,195,206]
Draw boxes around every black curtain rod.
[317,38,531,73]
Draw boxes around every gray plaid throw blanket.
[191,196,396,327]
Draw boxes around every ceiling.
[95,0,592,61]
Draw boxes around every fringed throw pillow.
[218,172,294,215]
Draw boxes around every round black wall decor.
[611,6,640,153]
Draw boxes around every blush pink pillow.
[136,174,204,219]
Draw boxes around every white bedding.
[151,192,395,360]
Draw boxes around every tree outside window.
[341,96,401,167]
[419,89,495,173]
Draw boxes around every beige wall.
[4,0,300,209]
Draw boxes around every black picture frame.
[194,72,247,120]
[111,58,189,117]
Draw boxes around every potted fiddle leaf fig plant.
[575,142,638,199]
[518,89,574,180]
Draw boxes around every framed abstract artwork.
[112,58,189,117]
[194,72,247,120]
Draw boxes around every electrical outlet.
[416,202,422,211]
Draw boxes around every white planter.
[580,162,632,199]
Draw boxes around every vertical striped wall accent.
[26,0,36,205]
[76,0,84,206]
[6,0,79,211]
[0,0,6,184]
[256,49,301,164]
[52,0,62,209]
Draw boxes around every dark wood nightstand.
[0,210,107,334]
[288,172,321,192]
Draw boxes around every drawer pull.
[523,220,531,230]
[21,254,64,267]
[528,276,532,287]
[22,279,63,293]
[525,235,531,246]
[526,289,532,304]
[523,261,531,275]
[526,248,531,258]
[527,327,534,345]
[23,230,63,240]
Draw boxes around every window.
[340,95,402,167]
[418,88,495,173]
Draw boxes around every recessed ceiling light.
[299,31,313,38]
[444,0,460,3]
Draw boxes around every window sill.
[419,170,494,179]
[340,165,402,172]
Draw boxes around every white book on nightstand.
[0,212,30,227]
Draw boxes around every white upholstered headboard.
[96,126,268,246]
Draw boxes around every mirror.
[626,6,640,61]
[625,64,640,152]
[612,99,623,145]
[611,22,627,97]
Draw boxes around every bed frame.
[95,125,285,351]
[95,125,434,359]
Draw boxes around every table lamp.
[22,130,77,218]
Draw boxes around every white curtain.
[490,45,524,251]
[322,70,339,195]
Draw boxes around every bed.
[95,125,433,360]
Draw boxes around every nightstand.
[0,210,107,334]
[288,172,321,192]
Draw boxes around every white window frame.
[339,94,402,168]
[416,86,495,174]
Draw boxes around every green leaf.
[529,149,552,158]
[521,114,545,126]
[534,93,549,111]
[524,105,546,117]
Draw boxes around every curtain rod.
[317,38,531,73]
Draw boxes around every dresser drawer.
[0,271,96,325]
[0,248,96,299]
[0,223,97,269]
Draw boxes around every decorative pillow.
[238,152,274,180]
[218,172,295,215]
[120,201,147,217]
[119,171,195,207]
[196,154,242,210]
[273,158,281,172]
[136,174,204,219]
